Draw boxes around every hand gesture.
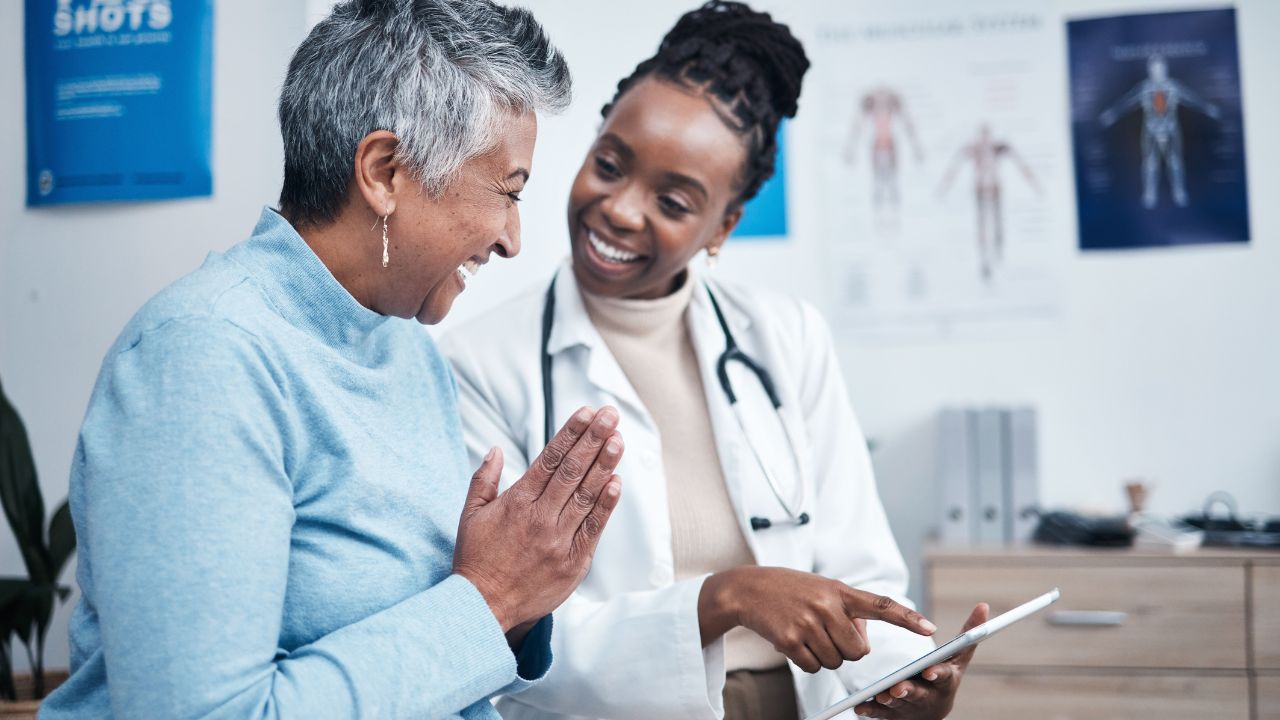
[453,406,624,632]
[701,567,937,673]
[854,603,990,719]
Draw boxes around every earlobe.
[353,130,402,219]
[715,207,743,247]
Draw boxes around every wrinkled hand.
[854,603,989,719]
[453,406,623,634]
[700,567,937,674]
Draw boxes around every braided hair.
[602,1,809,206]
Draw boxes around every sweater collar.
[578,269,695,340]
[545,260,751,357]
[230,207,392,348]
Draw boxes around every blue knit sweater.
[40,207,550,719]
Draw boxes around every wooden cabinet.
[1255,565,1280,669]
[931,563,1246,669]
[951,672,1249,720]
[925,546,1279,720]
[1258,674,1280,720]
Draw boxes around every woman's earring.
[381,214,390,268]
[706,246,720,269]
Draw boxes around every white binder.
[973,408,1005,544]
[1006,407,1040,543]
[936,408,973,544]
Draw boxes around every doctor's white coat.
[439,264,933,720]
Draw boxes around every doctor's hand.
[699,567,937,673]
[854,603,989,720]
[453,406,624,640]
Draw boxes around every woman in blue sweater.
[40,1,627,718]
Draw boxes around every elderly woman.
[40,1,626,718]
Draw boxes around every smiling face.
[567,77,747,300]
[386,112,537,323]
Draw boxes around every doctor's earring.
[706,246,720,269]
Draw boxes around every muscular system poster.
[812,0,1066,339]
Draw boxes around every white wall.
[2,0,1276,672]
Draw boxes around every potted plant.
[0,379,75,715]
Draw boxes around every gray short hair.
[278,0,571,226]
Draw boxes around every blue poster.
[25,0,213,206]
[1067,8,1249,250]
[732,121,788,239]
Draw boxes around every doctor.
[440,3,986,719]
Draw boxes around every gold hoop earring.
[381,214,390,268]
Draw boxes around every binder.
[973,408,1005,544]
[936,408,973,544]
[1005,407,1040,543]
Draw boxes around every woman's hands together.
[699,567,938,673]
[854,603,989,719]
[453,406,623,640]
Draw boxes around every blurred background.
[1,0,1277,714]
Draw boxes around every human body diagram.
[1099,55,1221,209]
[939,125,1039,282]
[843,87,922,226]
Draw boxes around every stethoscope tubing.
[540,276,809,530]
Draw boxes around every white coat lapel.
[686,273,764,552]
[547,264,655,435]
[545,263,670,572]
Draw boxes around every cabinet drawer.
[1255,565,1280,668]
[949,671,1249,720]
[1258,674,1280,720]
[929,564,1247,669]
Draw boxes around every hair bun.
[600,1,809,204]
[658,1,808,119]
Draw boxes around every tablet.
[804,588,1061,720]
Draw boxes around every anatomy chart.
[812,1,1066,338]
[1067,8,1249,250]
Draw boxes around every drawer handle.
[1046,610,1128,627]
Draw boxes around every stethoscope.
[540,276,810,531]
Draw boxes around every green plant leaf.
[4,586,58,665]
[30,586,56,659]
[0,380,52,584]
[0,632,14,701]
[0,578,27,609]
[0,381,77,691]
[48,500,77,581]
[6,588,37,648]
[0,579,29,650]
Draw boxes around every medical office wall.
[435,0,1280,599]
[0,0,311,673]
[1,0,1277,675]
